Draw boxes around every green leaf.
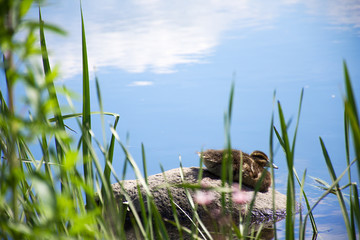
[20,0,34,17]
[31,173,57,222]
[63,150,79,170]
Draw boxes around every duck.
[198,149,278,192]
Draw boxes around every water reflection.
[42,0,274,78]
[124,216,280,240]
[38,0,359,80]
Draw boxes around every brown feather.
[200,149,273,192]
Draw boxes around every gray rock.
[111,167,288,220]
[111,167,288,239]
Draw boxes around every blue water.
[23,0,360,239]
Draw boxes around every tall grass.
[0,1,359,239]
[273,89,303,240]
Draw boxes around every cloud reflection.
[284,0,360,30]
[127,81,154,87]
[39,0,359,80]
[41,0,275,79]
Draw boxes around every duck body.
[199,149,276,192]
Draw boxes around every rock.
[110,167,288,239]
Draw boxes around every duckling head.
[250,150,278,169]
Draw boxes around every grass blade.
[303,158,357,236]
[269,90,278,240]
[291,88,304,154]
[276,101,296,240]
[343,61,360,183]
[38,6,69,192]
[80,4,93,210]
[343,61,359,124]
[38,7,66,132]
[228,81,235,123]
[160,165,184,240]
[350,184,360,232]
[142,143,148,184]
[295,168,318,239]
[277,102,292,162]
[319,137,355,239]
[294,169,317,238]
[102,114,119,195]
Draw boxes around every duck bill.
[271,163,279,169]
[267,162,279,169]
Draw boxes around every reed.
[0,1,358,239]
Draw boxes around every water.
[28,0,360,239]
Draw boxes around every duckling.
[199,149,278,192]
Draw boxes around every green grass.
[0,1,359,239]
